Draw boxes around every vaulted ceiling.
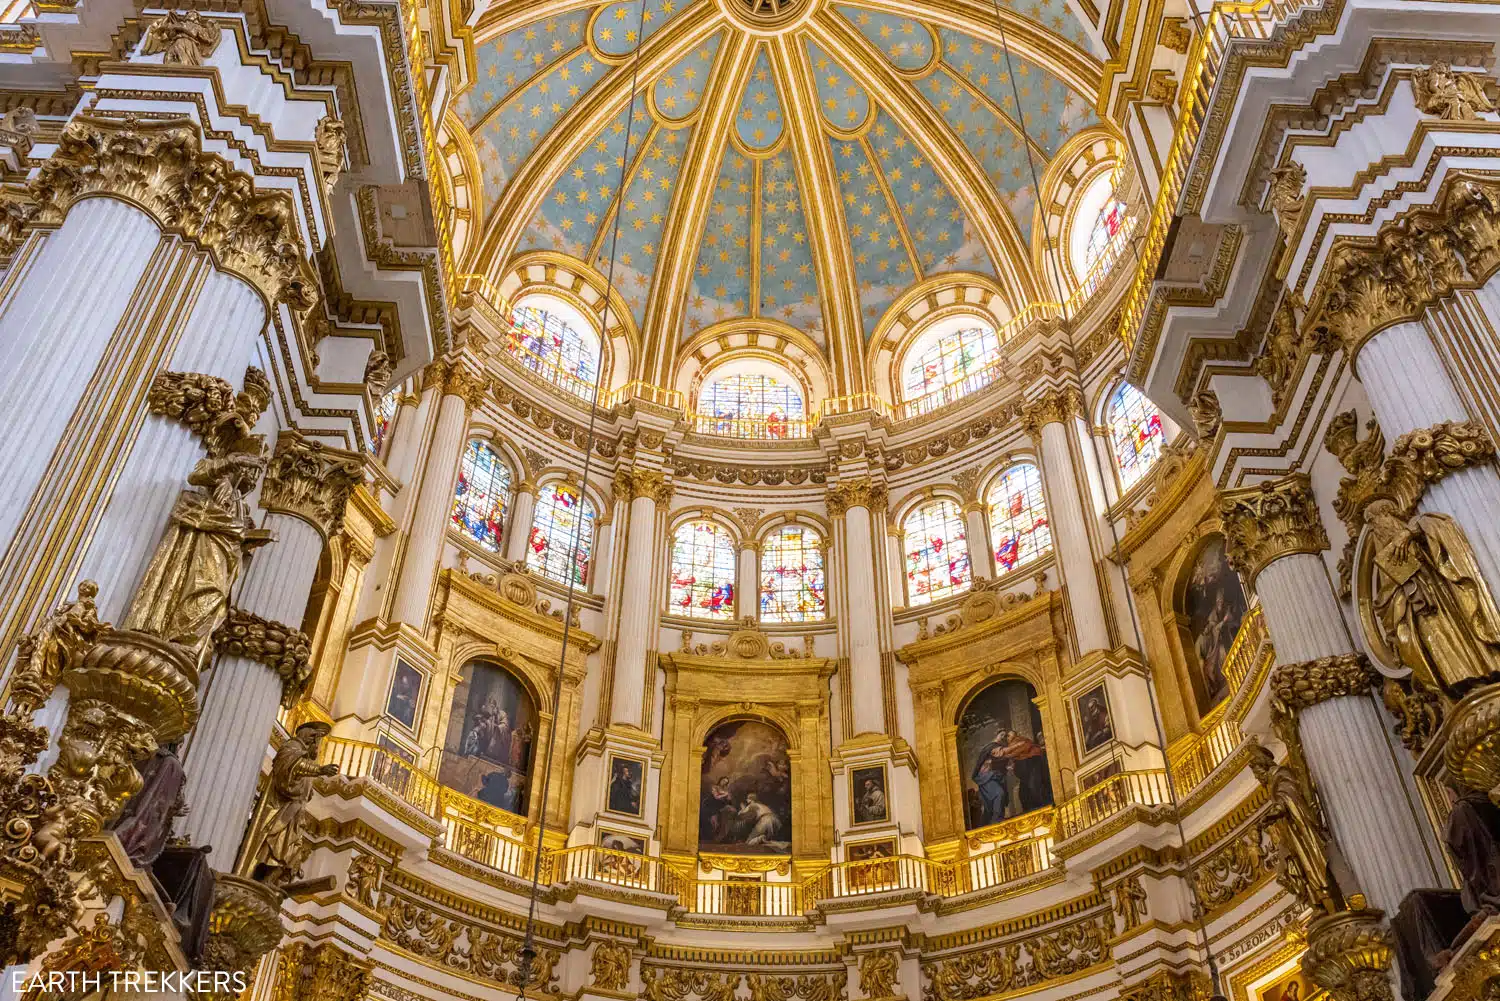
[454,0,1104,392]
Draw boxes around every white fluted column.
[504,481,539,563]
[609,471,667,727]
[178,434,362,861]
[1024,393,1109,653]
[964,504,992,580]
[390,361,485,629]
[1221,476,1444,916]
[737,541,759,618]
[1357,319,1500,590]
[885,526,905,608]
[832,481,885,736]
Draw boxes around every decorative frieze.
[260,431,365,539]
[920,911,1109,1001]
[857,950,900,999]
[380,896,562,993]
[214,608,312,706]
[641,967,740,1001]
[1218,473,1329,584]
[1271,654,1377,711]
[746,972,847,1001]
[590,940,634,992]
[1190,822,1264,911]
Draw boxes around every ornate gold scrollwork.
[202,874,285,998]
[641,966,742,1001]
[745,971,847,1001]
[1218,473,1329,585]
[214,608,313,707]
[1301,907,1397,1001]
[1271,654,1378,712]
[825,478,887,517]
[260,431,365,540]
[147,367,271,457]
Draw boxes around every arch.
[895,312,1006,416]
[865,273,1012,408]
[900,497,972,606]
[697,715,794,855]
[1104,378,1166,492]
[505,290,604,400]
[693,358,810,440]
[1066,169,1128,286]
[758,522,827,623]
[669,518,739,620]
[1171,533,1250,717]
[674,318,832,412]
[451,438,515,553]
[954,675,1054,830]
[438,657,541,818]
[525,478,598,585]
[440,107,484,269]
[985,462,1052,576]
[1032,127,1127,294]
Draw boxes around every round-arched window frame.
[986,463,1052,575]
[1106,381,1165,491]
[759,524,826,622]
[451,439,513,552]
[902,499,972,606]
[669,520,738,619]
[1068,171,1127,282]
[900,318,1003,412]
[694,361,808,439]
[526,481,596,585]
[506,294,601,399]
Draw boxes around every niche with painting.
[439,659,538,816]
[1175,534,1249,716]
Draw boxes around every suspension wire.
[517,2,648,993]
[986,5,1227,996]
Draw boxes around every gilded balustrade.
[1055,770,1174,841]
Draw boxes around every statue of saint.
[9,580,102,714]
[1248,741,1348,914]
[244,722,339,887]
[1364,498,1500,693]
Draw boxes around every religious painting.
[385,659,423,731]
[1181,535,1249,714]
[597,829,646,881]
[698,718,792,855]
[957,678,1053,830]
[1256,968,1318,1001]
[845,837,897,891]
[606,755,645,817]
[850,765,888,825]
[1075,684,1114,755]
[439,660,538,817]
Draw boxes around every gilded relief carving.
[147,367,271,456]
[1218,474,1329,584]
[381,896,563,992]
[857,949,901,999]
[1248,742,1350,915]
[1412,62,1496,120]
[214,608,313,706]
[260,431,365,539]
[641,966,741,1001]
[921,911,1109,1001]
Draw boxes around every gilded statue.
[858,949,900,999]
[1253,298,1301,404]
[1413,62,1496,121]
[8,580,101,714]
[1248,741,1347,914]
[140,10,221,67]
[119,450,267,670]
[1361,497,1500,693]
[590,940,633,992]
[243,721,339,888]
[314,117,346,193]
[1113,875,1149,932]
[345,851,385,909]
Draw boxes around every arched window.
[505,294,601,399]
[526,482,595,585]
[370,389,400,456]
[669,520,737,619]
[451,440,512,552]
[1069,171,1128,280]
[760,524,826,623]
[901,320,1002,412]
[1107,381,1166,491]
[903,499,971,606]
[987,464,1051,574]
[696,371,808,439]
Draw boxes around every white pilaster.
[964,504,992,580]
[1037,420,1109,653]
[843,502,883,736]
[390,378,471,629]
[505,483,539,563]
[610,491,660,727]
[736,542,759,618]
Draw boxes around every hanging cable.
[985,5,1228,996]
[516,3,649,994]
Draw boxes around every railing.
[1222,604,1267,697]
[604,380,687,410]
[945,836,1053,895]
[320,737,443,817]
[1169,714,1243,793]
[804,853,947,900]
[1054,769,1173,841]
[816,392,894,421]
[500,330,600,402]
[677,878,805,917]
[550,844,680,896]
[441,814,538,880]
[690,412,812,440]
[1116,0,1321,351]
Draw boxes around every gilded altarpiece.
[421,568,596,836]
[897,590,1072,852]
[657,628,835,864]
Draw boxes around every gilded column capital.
[629,468,672,505]
[1218,473,1329,584]
[826,478,887,517]
[260,432,364,539]
[147,366,271,456]
[1019,387,1085,440]
[8,114,317,307]
[1271,653,1377,711]
[213,607,312,707]
[425,359,488,411]
[1301,908,1396,1001]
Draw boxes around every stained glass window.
[505,299,600,398]
[760,525,826,623]
[902,324,1002,405]
[669,521,737,619]
[1069,172,1127,280]
[450,440,512,552]
[526,482,595,585]
[1083,198,1128,275]
[696,373,807,439]
[370,389,400,456]
[903,500,972,606]
[987,463,1052,574]
[1108,381,1166,491]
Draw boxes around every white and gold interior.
[0,0,1497,999]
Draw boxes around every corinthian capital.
[1019,387,1085,440]
[826,478,887,517]
[214,608,312,707]
[629,468,672,505]
[1218,473,1329,584]
[261,432,365,539]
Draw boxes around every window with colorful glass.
[525,482,595,586]
[450,440,512,552]
[370,389,400,456]
[1107,381,1166,491]
[1069,171,1128,280]
[987,463,1052,575]
[901,323,1002,406]
[669,520,737,619]
[505,297,600,398]
[760,524,826,623]
[695,372,807,439]
[903,499,972,606]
